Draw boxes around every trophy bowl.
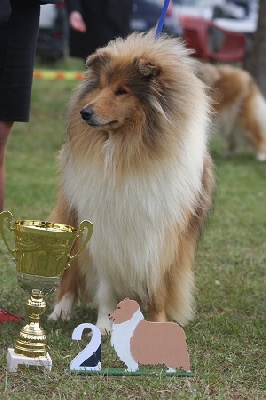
[0,210,93,363]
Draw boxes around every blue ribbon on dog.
[155,0,171,38]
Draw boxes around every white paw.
[48,311,60,321]
[95,322,112,336]
[48,310,71,321]
[96,313,113,335]
[47,293,74,321]
[257,153,266,161]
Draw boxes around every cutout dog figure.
[109,298,190,373]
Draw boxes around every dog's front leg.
[147,292,167,322]
[47,191,79,321]
[95,279,117,335]
[48,248,79,321]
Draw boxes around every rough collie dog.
[199,63,266,161]
[109,298,190,372]
[48,30,214,333]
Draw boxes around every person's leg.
[0,3,40,322]
[0,120,14,212]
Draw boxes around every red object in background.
[166,0,172,17]
[0,309,24,323]
[179,16,247,63]
[55,2,65,8]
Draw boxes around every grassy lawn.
[0,59,265,399]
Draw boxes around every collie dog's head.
[66,30,210,171]
[109,299,140,324]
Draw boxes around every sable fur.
[48,31,214,333]
[199,63,266,161]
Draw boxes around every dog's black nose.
[80,105,94,121]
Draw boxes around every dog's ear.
[86,52,110,69]
[134,57,161,79]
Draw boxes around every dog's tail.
[253,92,266,138]
[250,86,266,160]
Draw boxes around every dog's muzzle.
[80,105,117,127]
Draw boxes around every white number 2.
[70,323,101,371]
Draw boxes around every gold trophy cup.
[0,210,93,372]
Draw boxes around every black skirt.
[0,0,40,122]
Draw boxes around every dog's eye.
[114,88,127,96]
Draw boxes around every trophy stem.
[15,289,47,358]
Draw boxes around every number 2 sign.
[70,323,101,371]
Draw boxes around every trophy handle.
[69,220,93,262]
[0,211,15,257]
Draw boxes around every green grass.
[0,59,265,399]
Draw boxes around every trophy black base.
[7,348,52,372]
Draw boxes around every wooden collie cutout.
[109,298,190,373]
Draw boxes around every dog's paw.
[95,325,111,336]
[257,153,266,161]
[48,309,72,321]
[47,296,74,321]
[47,311,59,321]
[95,313,113,335]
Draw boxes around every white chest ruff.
[63,147,203,296]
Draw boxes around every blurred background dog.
[199,63,266,161]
